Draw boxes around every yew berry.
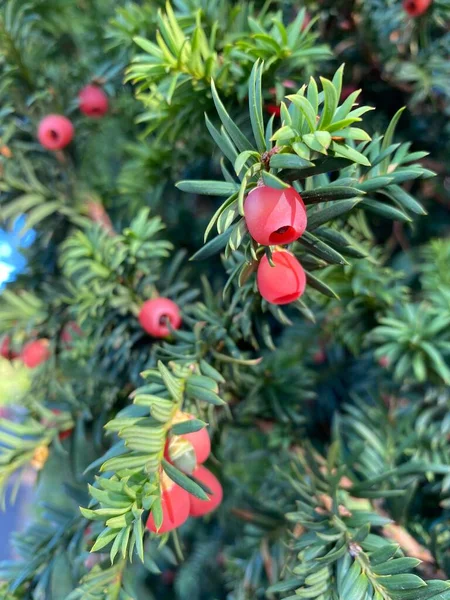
[0,336,18,360]
[38,115,74,150]
[189,466,223,517]
[21,339,51,368]
[146,480,190,533]
[244,185,307,246]
[61,321,82,346]
[167,412,211,468]
[257,250,306,305]
[183,425,211,464]
[138,298,182,338]
[403,0,431,16]
[265,104,281,117]
[79,85,109,118]
[378,356,390,369]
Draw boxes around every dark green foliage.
[0,0,449,599]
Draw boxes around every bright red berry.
[138,298,182,338]
[146,480,190,533]
[257,250,306,305]
[182,422,211,465]
[189,466,223,517]
[244,185,307,246]
[403,0,431,16]
[265,104,281,117]
[61,321,82,346]
[78,85,109,118]
[21,339,51,368]
[37,115,74,150]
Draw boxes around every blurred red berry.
[61,321,82,346]
[0,336,18,360]
[162,570,175,585]
[313,349,326,365]
[378,356,390,369]
[79,85,109,118]
[21,339,51,368]
[265,104,281,117]
[301,11,311,31]
[38,115,74,150]
[139,298,182,338]
[189,466,223,517]
[257,251,306,305]
[146,481,190,533]
[403,0,431,16]
[244,185,307,246]
[341,84,358,101]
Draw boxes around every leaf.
[190,229,232,261]
[269,154,314,170]
[305,271,339,299]
[298,231,348,265]
[162,459,209,499]
[319,77,338,129]
[361,198,412,223]
[176,180,238,196]
[288,94,317,131]
[381,107,405,173]
[261,171,290,189]
[211,79,255,153]
[331,141,371,167]
[248,60,266,153]
[171,419,206,435]
[307,198,362,230]
[302,186,362,205]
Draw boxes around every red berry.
[183,425,211,465]
[403,0,431,16]
[378,356,390,369]
[61,321,82,346]
[257,250,306,305]
[21,339,51,368]
[37,115,74,150]
[341,85,358,101]
[244,185,307,246]
[265,104,281,117]
[78,85,109,118]
[146,481,190,533]
[189,466,223,517]
[313,349,326,365]
[0,336,18,360]
[138,298,182,338]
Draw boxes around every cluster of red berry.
[37,84,108,151]
[147,412,222,533]
[244,185,307,305]
[0,322,80,368]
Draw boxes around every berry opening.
[49,129,59,140]
[405,0,416,8]
[269,225,296,244]
[274,292,301,303]
[159,314,170,326]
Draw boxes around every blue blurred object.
[0,216,35,289]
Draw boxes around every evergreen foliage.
[0,0,449,598]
